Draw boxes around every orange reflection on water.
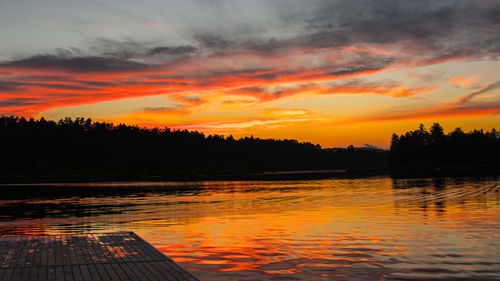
[1,177,499,281]
[116,179,497,280]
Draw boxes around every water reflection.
[0,177,499,280]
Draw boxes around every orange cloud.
[223,82,435,103]
[115,105,323,134]
[450,75,477,88]
[0,51,390,116]
[2,42,424,116]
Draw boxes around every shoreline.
[0,166,499,185]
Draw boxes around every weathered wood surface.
[0,232,200,281]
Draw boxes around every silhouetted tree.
[390,123,500,167]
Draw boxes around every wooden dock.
[0,232,200,281]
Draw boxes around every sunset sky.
[1,0,499,148]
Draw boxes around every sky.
[0,0,499,148]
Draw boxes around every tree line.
[4,117,494,180]
[0,116,387,180]
[390,123,500,167]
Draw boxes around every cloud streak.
[458,81,500,104]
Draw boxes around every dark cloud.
[0,54,149,73]
[148,46,197,55]
[327,65,385,77]
[176,67,276,84]
[307,1,456,41]
[237,87,266,93]
[0,39,194,73]
[0,75,120,92]
[87,39,141,59]
[0,98,43,107]
[0,80,22,91]
[301,0,500,57]
[3,1,498,74]
[190,0,500,60]
[1,79,102,91]
[3,1,500,69]
[142,106,179,112]
[237,38,294,55]
[79,80,119,87]
[194,34,233,49]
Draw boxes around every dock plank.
[46,267,55,281]
[0,233,199,281]
[38,267,47,281]
[87,264,103,281]
[93,264,110,281]
[11,268,23,281]
[1,268,14,281]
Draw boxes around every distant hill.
[324,146,387,153]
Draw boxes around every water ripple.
[0,176,499,280]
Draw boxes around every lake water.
[1,176,499,281]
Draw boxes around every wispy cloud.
[458,81,500,104]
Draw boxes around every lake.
[1,176,499,281]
